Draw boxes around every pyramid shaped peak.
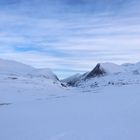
[85,63,106,79]
[96,63,101,68]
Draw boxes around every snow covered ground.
[0,59,140,140]
[0,76,140,140]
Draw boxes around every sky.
[0,0,140,78]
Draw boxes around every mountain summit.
[85,63,106,79]
[63,62,140,87]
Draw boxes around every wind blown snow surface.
[0,59,140,140]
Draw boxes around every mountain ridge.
[63,62,140,87]
[1,58,140,88]
[0,58,59,81]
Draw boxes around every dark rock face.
[67,81,77,86]
[65,74,84,86]
[85,63,106,79]
[63,63,107,87]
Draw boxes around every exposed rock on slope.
[84,63,106,79]
[62,73,82,86]
[63,62,140,87]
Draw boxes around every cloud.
[0,0,140,78]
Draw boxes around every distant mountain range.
[63,62,140,87]
[0,58,140,88]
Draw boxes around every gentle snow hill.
[0,58,34,75]
[27,68,59,81]
[100,63,124,74]
[0,58,59,82]
[122,62,140,74]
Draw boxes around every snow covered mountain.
[62,73,82,86]
[122,62,140,74]
[0,59,34,75]
[63,62,140,87]
[0,58,59,81]
[27,68,59,81]
[1,58,140,88]
[1,59,140,140]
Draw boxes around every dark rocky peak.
[85,63,106,79]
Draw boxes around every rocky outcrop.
[84,63,106,79]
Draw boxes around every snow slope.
[0,58,34,75]
[27,68,59,81]
[0,83,140,140]
[0,75,66,103]
[122,62,140,74]
[100,62,124,74]
[0,58,59,81]
[0,59,140,140]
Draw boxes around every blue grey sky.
[0,0,140,78]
